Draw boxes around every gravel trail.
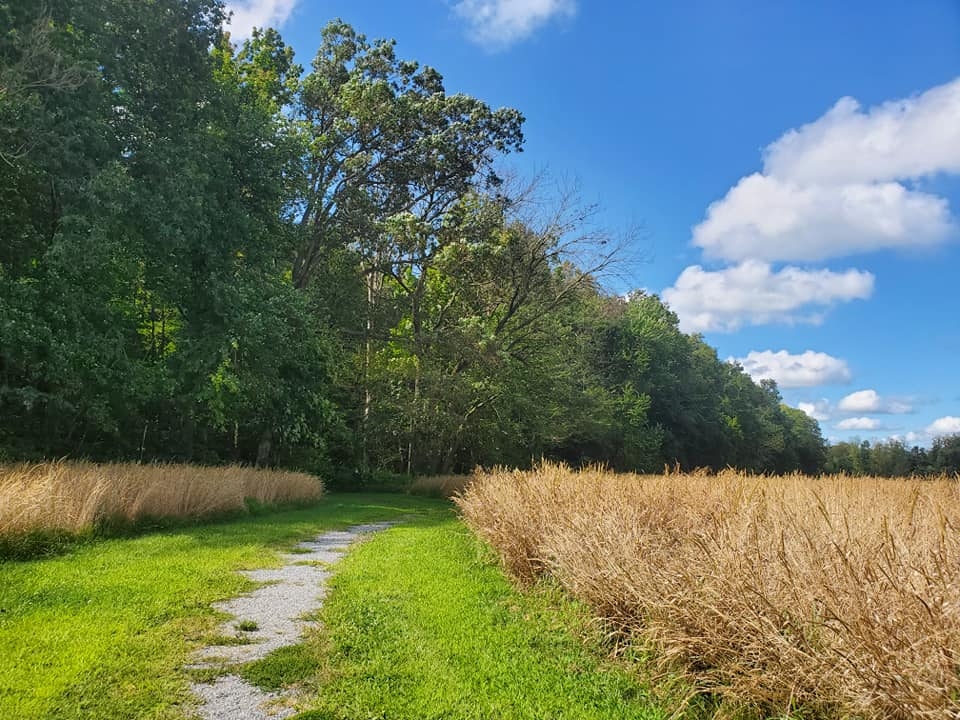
[189,521,396,719]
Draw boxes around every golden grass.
[456,463,960,719]
[408,474,472,498]
[0,460,323,535]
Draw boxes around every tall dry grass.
[456,464,960,719]
[408,474,472,498]
[0,461,323,536]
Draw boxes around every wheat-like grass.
[456,464,960,719]
[0,460,323,535]
[409,474,471,497]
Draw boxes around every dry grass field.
[0,460,323,536]
[456,463,960,719]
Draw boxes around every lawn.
[0,494,438,719]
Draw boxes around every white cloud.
[887,431,925,446]
[764,81,960,185]
[733,350,851,388]
[927,416,960,437]
[225,0,298,40]
[662,261,874,333]
[837,417,881,431]
[692,77,960,263]
[694,174,950,262]
[904,431,924,445]
[838,389,882,413]
[454,0,576,47]
[837,389,913,414]
[798,400,832,422]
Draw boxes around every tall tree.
[291,20,524,289]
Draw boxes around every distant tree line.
[2,0,915,484]
[825,437,960,477]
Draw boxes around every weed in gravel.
[240,644,322,692]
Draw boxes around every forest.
[3,0,953,483]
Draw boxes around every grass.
[0,493,441,720]
[456,463,960,719]
[283,514,670,719]
[408,473,471,498]
[240,644,322,693]
[0,461,323,557]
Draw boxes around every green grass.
[240,643,322,692]
[282,516,669,720]
[0,494,441,720]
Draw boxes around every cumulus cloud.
[887,431,926,446]
[692,77,960,263]
[662,261,874,333]
[927,416,960,436]
[837,389,913,414]
[733,350,852,388]
[225,0,297,40]
[902,431,924,445]
[798,400,832,422]
[888,420,960,446]
[764,83,960,185]
[454,0,576,47]
[694,174,950,262]
[837,417,881,431]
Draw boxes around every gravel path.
[189,522,396,720]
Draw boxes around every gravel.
[189,521,395,719]
[191,675,295,720]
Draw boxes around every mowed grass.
[285,515,670,720]
[458,464,960,719]
[0,494,441,720]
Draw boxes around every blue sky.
[225,0,960,446]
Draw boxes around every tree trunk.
[256,429,273,467]
[361,268,381,469]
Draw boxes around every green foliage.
[291,20,524,289]
[825,436,960,476]
[580,292,826,473]
[0,1,342,467]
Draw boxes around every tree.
[291,20,524,289]
[360,185,619,474]
[0,1,347,468]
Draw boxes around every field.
[457,464,960,719]
[0,461,323,543]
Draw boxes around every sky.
[223,0,960,446]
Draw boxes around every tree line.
[825,437,960,477]
[7,0,930,484]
